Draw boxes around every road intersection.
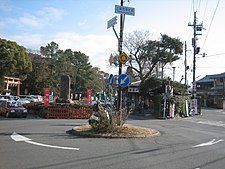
[1,108,225,169]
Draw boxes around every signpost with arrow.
[118,74,130,87]
[107,0,135,110]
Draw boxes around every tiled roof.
[209,72,225,78]
[197,72,225,83]
[197,75,215,83]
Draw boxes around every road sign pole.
[117,0,124,110]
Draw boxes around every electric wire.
[201,0,220,50]
[196,52,225,58]
[186,1,194,41]
[198,0,202,13]
[198,67,225,68]
[202,0,208,21]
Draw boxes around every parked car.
[19,98,30,105]
[0,95,14,100]
[33,95,43,102]
[0,100,28,118]
[19,95,39,102]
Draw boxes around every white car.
[19,95,39,102]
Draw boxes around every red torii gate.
[3,76,21,96]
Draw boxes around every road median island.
[67,124,160,138]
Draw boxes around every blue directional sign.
[108,74,114,85]
[115,5,135,16]
[118,74,130,87]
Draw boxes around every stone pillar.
[60,75,70,100]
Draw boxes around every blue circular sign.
[108,74,114,85]
[118,74,130,87]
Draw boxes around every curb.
[67,125,161,139]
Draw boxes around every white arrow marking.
[11,132,80,151]
[120,76,128,84]
[192,139,224,148]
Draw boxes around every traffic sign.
[118,74,130,87]
[115,5,135,16]
[108,74,114,85]
[118,52,129,64]
[107,16,117,29]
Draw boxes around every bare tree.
[124,30,183,86]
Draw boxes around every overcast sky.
[0,0,224,84]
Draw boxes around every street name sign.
[115,5,135,16]
[118,74,130,87]
[107,16,117,29]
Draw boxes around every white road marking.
[192,139,224,148]
[10,132,80,151]
[183,118,225,128]
[11,132,32,141]
[197,120,225,127]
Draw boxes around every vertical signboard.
[87,89,92,105]
[44,88,50,106]
[190,99,197,115]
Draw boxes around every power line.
[198,0,202,13]
[202,0,208,21]
[197,67,225,69]
[185,2,194,41]
[201,0,221,50]
[196,52,225,58]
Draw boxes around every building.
[197,72,225,108]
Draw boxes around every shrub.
[89,105,114,132]
[172,95,191,117]
[90,105,132,133]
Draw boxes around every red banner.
[44,88,50,106]
[87,89,92,105]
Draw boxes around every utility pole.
[172,67,176,81]
[184,41,191,86]
[184,41,187,86]
[188,11,203,99]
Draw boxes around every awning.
[211,86,224,90]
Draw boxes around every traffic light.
[202,52,206,57]
[196,47,200,54]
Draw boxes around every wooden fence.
[46,107,93,119]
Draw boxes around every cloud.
[8,13,43,28]
[3,31,118,72]
[37,7,65,21]
[0,0,13,12]
[6,7,65,29]
[4,34,47,50]
[0,21,5,28]
[51,32,118,71]
[78,20,87,27]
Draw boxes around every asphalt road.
[0,108,225,169]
